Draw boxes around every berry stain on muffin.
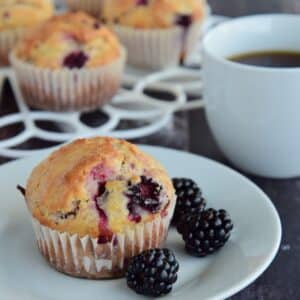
[2,11,10,19]
[93,22,101,29]
[84,153,173,245]
[88,163,168,240]
[136,0,148,5]
[94,182,113,244]
[87,164,115,243]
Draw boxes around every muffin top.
[25,137,175,241]
[14,12,122,69]
[102,0,206,29]
[0,0,53,31]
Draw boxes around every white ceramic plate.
[0,146,281,300]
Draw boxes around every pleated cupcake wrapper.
[9,47,126,111]
[31,213,171,279]
[112,21,203,70]
[184,21,203,59]
[0,28,26,66]
[65,0,103,17]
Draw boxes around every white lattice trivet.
[0,15,229,159]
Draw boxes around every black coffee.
[228,50,300,68]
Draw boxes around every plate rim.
[142,146,282,300]
[0,145,282,300]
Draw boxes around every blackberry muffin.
[10,12,126,111]
[0,0,53,65]
[23,137,176,278]
[65,0,103,17]
[102,0,207,69]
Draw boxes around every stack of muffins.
[3,0,207,111]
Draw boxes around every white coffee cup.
[202,14,300,178]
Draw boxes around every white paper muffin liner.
[31,210,172,279]
[112,21,203,70]
[9,48,126,111]
[65,0,103,17]
[0,28,25,65]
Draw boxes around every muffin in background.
[102,0,207,69]
[65,0,103,17]
[0,0,53,65]
[22,137,176,278]
[10,12,126,111]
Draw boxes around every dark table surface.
[1,1,300,299]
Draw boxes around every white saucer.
[0,146,281,300]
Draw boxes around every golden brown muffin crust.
[0,0,53,31]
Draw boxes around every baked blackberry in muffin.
[10,12,126,111]
[23,137,176,278]
[0,0,53,65]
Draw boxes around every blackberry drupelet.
[172,178,206,225]
[126,248,179,297]
[178,208,233,257]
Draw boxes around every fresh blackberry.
[172,178,206,224]
[126,248,179,297]
[178,208,233,257]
